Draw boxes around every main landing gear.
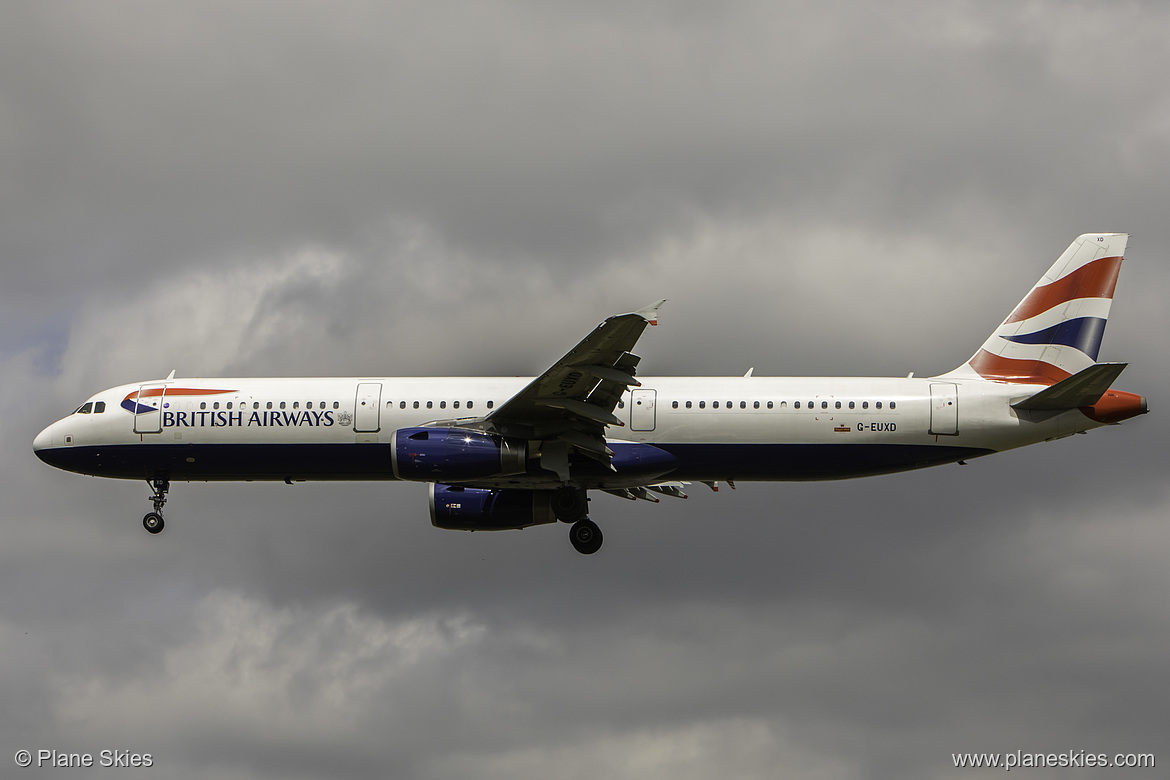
[568,518,603,555]
[143,478,169,535]
[553,486,603,555]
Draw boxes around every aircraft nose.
[33,423,61,467]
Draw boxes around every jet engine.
[392,427,527,481]
[429,483,556,530]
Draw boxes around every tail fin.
[954,233,1127,385]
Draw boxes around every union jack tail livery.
[957,232,1127,385]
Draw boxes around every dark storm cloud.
[4,2,1169,778]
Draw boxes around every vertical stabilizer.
[952,233,1127,385]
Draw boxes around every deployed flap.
[481,301,665,440]
[1011,362,1128,411]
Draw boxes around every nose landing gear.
[143,478,169,535]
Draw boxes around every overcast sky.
[3,2,1168,778]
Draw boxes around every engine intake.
[392,427,527,481]
[429,484,556,530]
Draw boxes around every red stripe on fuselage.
[1004,256,1122,324]
[123,388,236,401]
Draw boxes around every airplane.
[33,233,1147,554]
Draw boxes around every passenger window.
[400,401,407,409]
[487,401,494,409]
[876,402,883,409]
[890,401,897,410]
[699,401,706,409]
[821,401,828,409]
[849,401,855,409]
[200,402,207,410]
[454,401,460,409]
[672,401,678,409]
[440,401,446,409]
[280,402,287,410]
[686,401,692,409]
[331,402,337,409]
[795,401,801,409]
[862,401,869,409]
[267,402,273,409]
[427,401,433,409]
[753,401,759,409]
[835,401,841,409]
[214,402,221,410]
[726,401,732,408]
[413,401,420,409]
[713,401,719,409]
[740,401,747,409]
[807,401,814,409]
[467,401,473,409]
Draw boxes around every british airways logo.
[121,388,336,428]
[121,387,234,415]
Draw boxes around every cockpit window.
[76,402,93,414]
[94,401,106,413]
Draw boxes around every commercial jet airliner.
[34,233,1147,553]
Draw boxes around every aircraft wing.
[468,300,666,479]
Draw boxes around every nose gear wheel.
[143,478,170,535]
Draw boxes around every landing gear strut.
[553,487,602,554]
[569,518,603,555]
[143,478,169,534]
[551,486,588,522]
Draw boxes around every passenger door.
[354,383,383,432]
[630,388,657,432]
[133,384,167,434]
[929,383,959,435]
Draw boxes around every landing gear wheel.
[143,477,170,535]
[552,487,588,522]
[569,519,603,555]
[143,512,165,534]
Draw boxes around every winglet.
[634,299,667,326]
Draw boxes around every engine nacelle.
[429,484,556,530]
[392,427,527,482]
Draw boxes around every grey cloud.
[4,2,1169,778]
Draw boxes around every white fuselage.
[34,374,1097,487]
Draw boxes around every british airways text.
[162,410,336,428]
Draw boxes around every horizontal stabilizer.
[1011,362,1128,411]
